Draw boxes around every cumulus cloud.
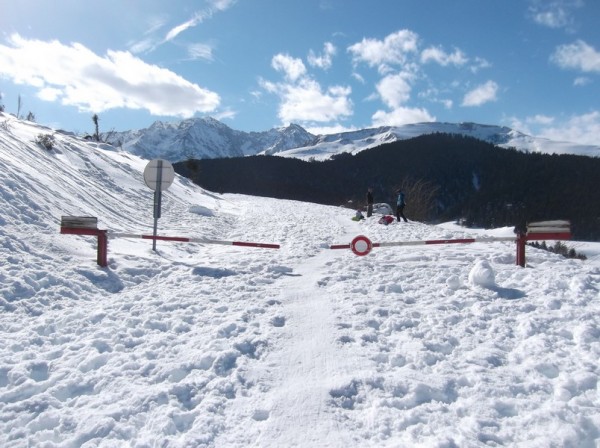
[420,46,468,66]
[347,29,490,127]
[376,72,413,109]
[272,54,307,82]
[262,76,352,123]
[263,51,353,125]
[371,106,434,127]
[0,34,220,117]
[551,40,600,73]
[347,29,419,73]
[462,81,499,107]
[308,42,336,70]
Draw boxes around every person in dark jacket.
[366,187,374,217]
[396,189,408,222]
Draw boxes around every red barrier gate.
[331,220,571,267]
[60,216,280,267]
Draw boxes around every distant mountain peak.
[105,118,600,162]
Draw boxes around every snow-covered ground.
[1,114,599,447]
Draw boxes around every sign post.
[143,159,175,251]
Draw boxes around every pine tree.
[92,114,100,142]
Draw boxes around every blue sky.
[1,0,599,145]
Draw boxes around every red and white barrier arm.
[330,235,516,256]
[377,236,517,248]
[109,232,280,249]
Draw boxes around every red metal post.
[60,227,108,267]
[516,232,527,267]
[97,230,108,267]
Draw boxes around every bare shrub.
[35,133,55,150]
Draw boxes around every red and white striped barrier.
[331,235,516,257]
[109,232,280,249]
[60,215,280,267]
[331,220,571,266]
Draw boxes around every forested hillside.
[175,134,600,240]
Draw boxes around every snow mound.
[468,259,496,288]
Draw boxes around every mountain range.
[105,117,600,162]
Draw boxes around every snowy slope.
[1,113,599,447]
[107,117,600,162]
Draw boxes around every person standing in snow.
[366,187,374,217]
[396,189,408,222]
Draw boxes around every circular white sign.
[351,235,373,256]
[144,159,175,191]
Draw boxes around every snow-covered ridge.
[106,117,600,162]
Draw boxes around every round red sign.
[351,235,373,256]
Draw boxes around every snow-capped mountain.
[106,118,600,162]
[105,117,314,161]
[274,122,600,160]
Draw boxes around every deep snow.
[1,114,599,447]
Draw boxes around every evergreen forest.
[174,134,600,241]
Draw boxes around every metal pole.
[152,160,163,252]
[516,232,527,267]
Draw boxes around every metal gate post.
[97,230,108,267]
[516,232,527,267]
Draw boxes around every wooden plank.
[527,220,570,235]
[60,216,98,229]
[528,227,570,233]
[528,220,570,228]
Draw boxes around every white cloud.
[0,34,220,117]
[273,79,353,123]
[529,0,582,30]
[351,72,365,84]
[272,54,307,82]
[306,123,356,135]
[128,17,168,54]
[462,81,499,107]
[261,52,353,125]
[376,72,413,109]
[551,40,600,73]
[420,46,468,67]
[347,29,419,73]
[574,76,591,86]
[470,57,492,73]
[308,42,336,70]
[165,0,237,42]
[510,111,600,146]
[166,17,203,42]
[188,43,214,61]
[527,114,555,125]
[37,87,62,102]
[371,106,434,127]
[536,111,600,146]
[212,108,237,121]
[532,8,570,28]
[129,38,156,54]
